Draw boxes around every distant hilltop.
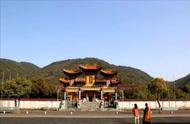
[0,57,189,87]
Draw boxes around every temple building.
[59,64,121,109]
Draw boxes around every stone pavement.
[0,110,190,124]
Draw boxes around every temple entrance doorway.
[89,96,93,102]
[81,91,100,102]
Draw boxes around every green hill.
[0,58,40,81]
[174,74,190,87]
[33,57,153,84]
[1,57,190,87]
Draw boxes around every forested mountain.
[175,74,190,87]
[34,57,152,84]
[0,58,40,81]
[1,58,189,99]
[0,57,189,87]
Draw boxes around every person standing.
[132,104,140,124]
[143,103,152,124]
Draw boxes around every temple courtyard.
[0,110,190,124]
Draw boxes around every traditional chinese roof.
[80,86,101,91]
[110,79,121,84]
[60,77,121,84]
[59,78,70,83]
[101,69,117,75]
[63,69,81,75]
[60,78,86,83]
[65,87,79,92]
[79,64,102,70]
[101,87,116,92]
[95,79,107,83]
[75,78,86,82]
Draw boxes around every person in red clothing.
[143,103,152,124]
[132,104,140,124]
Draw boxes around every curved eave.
[59,78,70,83]
[63,69,81,75]
[95,79,107,83]
[79,64,102,70]
[60,78,120,84]
[80,86,101,91]
[60,78,85,83]
[101,69,117,75]
[95,79,120,84]
[111,79,121,84]
[65,87,79,92]
[75,78,85,82]
[102,87,116,92]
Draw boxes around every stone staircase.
[81,101,101,111]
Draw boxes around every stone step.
[81,102,100,110]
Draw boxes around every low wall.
[0,99,190,110]
[117,100,190,109]
[0,99,60,109]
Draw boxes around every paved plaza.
[0,110,190,124]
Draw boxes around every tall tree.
[3,77,31,108]
[148,77,168,112]
[30,78,55,98]
[148,77,168,100]
[183,83,190,94]
[124,85,150,99]
[3,77,32,98]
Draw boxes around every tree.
[30,78,56,98]
[167,85,176,99]
[148,77,168,100]
[148,77,168,112]
[124,86,150,99]
[183,83,190,94]
[175,88,190,99]
[3,77,31,98]
[3,77,31,109]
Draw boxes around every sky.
[0,0,190,81]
